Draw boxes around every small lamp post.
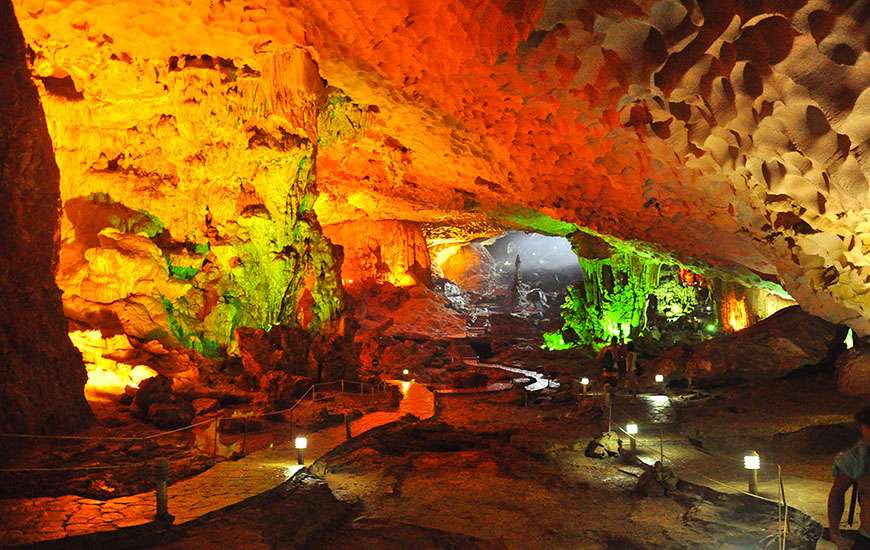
[580,377,589,396]
[154,458,174,523]
[744,451,760,494]
[626,422,639,452]
[654,374,664,384]
[295,436,308,465]
[402,368,410,380]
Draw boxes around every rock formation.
[10,0,868,338]
[2,0,869,427]
[0,0,92,433]
[322,220,431,287]
[654,305,839,384]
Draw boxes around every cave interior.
[1,0,869,547]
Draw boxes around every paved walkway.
[464,360,559,392]
[0,382,435,547]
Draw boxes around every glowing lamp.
[580,377,589,386]
[295,435,308,465]
[626,422,638,452]
[744,450,760,495]
[402,369,409,375]
[743,452,760,470]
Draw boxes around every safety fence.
[0,378,393,474]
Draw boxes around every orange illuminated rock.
[437,243,496,293]
[68,330,157,397]
[323,220,431,288]
[722,291,751,333]
[8,0,870,337]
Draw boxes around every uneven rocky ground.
[51,363,860,549]
[313,390,823,549]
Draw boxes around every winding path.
[0,382,435,547]
[464,359,560,392]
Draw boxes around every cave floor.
[0,363,859,548]
[0,383,434,547]
[149,373,847,549]
[316,366,860,549]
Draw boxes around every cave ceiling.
[10,0,870,333]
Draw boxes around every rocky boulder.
[192,398,220,415]
[653,306,840,385]
[258,371,312,408]
[837,348,870,397]
[133,375,174,414]
[148,402,195,430]
[236,326,310,378]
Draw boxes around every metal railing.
[0,378,392,472]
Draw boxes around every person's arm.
[828,472,854,549]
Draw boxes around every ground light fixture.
[654,374,664,383]
[626,422,638,452]
[744,450,760,495]
[580,377,589,395]
[402,369,410,379]
[295,435,308,465]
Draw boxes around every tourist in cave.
[598,337,623,389]
[624,341,641,393]
[828,405,870,549]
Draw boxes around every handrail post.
[341,380,345,394]
[212,418,219,457]
[154,458,174,524]
[312,386,316,401]
[241,417,248,455]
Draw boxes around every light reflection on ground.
[284,464,304,479]
[640,394,674,424]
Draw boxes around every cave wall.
[0,0,92,433]
[15,8,355,366]
[436,243,497,293]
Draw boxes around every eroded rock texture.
[8,0,870,348]
[311,0,870,333]
[11,3,355,370]
[0,0,92,433]
[654,305,839,385]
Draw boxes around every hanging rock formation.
[322,220,431,288]
[12,2,354,376]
